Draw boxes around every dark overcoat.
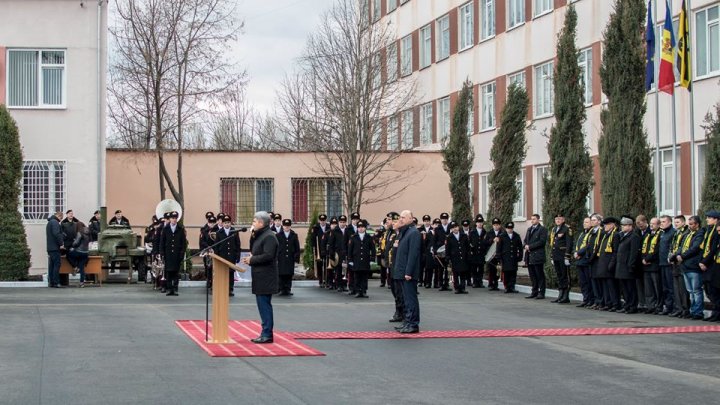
[249,226,279,295]
[216,227,241,264]
[348,233,376,272]
[523,224,548,265]
[615,231,641,279]
[276,229,300,276]
[446,232,470,273]
[160,223,187,272]
[500,232,523,272]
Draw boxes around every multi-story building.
[0,0,107,272]
[373,0,719,225]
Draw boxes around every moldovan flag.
[677,0,691,90]
[658,1,676,94]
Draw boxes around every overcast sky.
[235,0,329,114]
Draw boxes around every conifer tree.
[598,0,656,217]
[543,4,594,232]
[302,209,320,278]
[488,84,529,223]
[443,80,475,222]
[0,105,31,280]
[699,103,720,216]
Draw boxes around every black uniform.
[61,217,79,250]
[485,229,504,290]
[373,227,387,287]
[468,226,490,288]
[348,232,376,298]
[199,223,219,288]
[434,223,450,290]
[595,228,621,310]
[500,231,523,292]
[215,226,241,295]
[312,222,329,286]
[616,230,641,312]
[550,223,573,302]
[641,229,663,313]
[420,226,435,288]
[88,217,101,242]
[329,227,347,291]
[342,226,357,293]
[277,229,300,295]
[524,224,548,298]
[446,231,470,293]
[159,222,187,295]
[573,228,595,306]
[109,216,130,227]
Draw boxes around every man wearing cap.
[343,215,358,294]
[586,214,604,309]
[377,217,392,288]
[334,215,352,292]
[573,217,595,307]
[46,210,64,288]
[524,214,548,300]
[550,214,573,304]
[657,215,676,315]
[350,212,361,234]
[594,217,621,311]
[699,211,720,320]
[153,213,169,292]
[325,217,339,289]
[485,218,504,291]
[108,209,130,227]
[386,212,404,322]
[88,210,101,242]
[446,221,470,294]
[159,211,187,296]
[500,222,523,293]
[348,219,376,298]
[215,215,241,297]
[269,214,281,233]
[708,221,720,321]
[634,215,651,312]
[434,212,451,291]
[277,219,300,296]
[312,214,329,287]
[61,210,79,250]
[641,217,664,314]
[468,214,489,288]
[394,210,422,333]
[615,216,641,313]
[200,213,218,289]
[420,215,435,288]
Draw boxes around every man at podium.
[242,211,279,344]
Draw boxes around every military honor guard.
[468,214,489,288]
[485,218,504,291]
[276,219,300,296]
[374,218,389,287]
[199,212,218,289]
[215,215,241,297]
[435,212,451,291]
[325,217,339,289]
[550,214,573,304]
[348,219,376,298]
[500,222,522,293]
[446,221,470,294]
[311,214,329,287]
[524,214,548,300]
[386,212,404,323]
[159,211,186,296]
[420,215,435,288]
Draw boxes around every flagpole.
[688,0,697,214]
[653,0,661,215]
[670,0,679,216]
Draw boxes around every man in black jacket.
[348,220,376,298]
[46,211,64,288]
[468,215,489,288]
[435,212,451,290]
[88,210,101,242]
[277,219,300,296]
[160,211,186,296]
[699,211,720,321]
[641,217,663,314]
[616,217,641,313]
[524,214,548,299]
[61,210,79,250]
[109,210,130,227]
[242,211,279,344]
[501,222,523,293]
[573,217,594,307]
[311,214,329,287]
[446,221,470,294]
[216,215,241,297]
[550,214,573,303]
[485,218,504,291]
[393,210,421,333]
[675,216,705,319]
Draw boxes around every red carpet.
[175,320,325,357]
[284,325,720,340]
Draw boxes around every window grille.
[219,178,274,224]
[291,178,343,223]
[22,161,66,221]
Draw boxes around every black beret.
[449,221,459,228]
[433,218,440,224]
[706,210,720,219]
[169,211,179,219]
[440,212,450,219]
[274,213,282,220]
[115,210,122,214]
[413,217,418,224]
[462,220,470,226]
[602,217,618,225]
[163,212,170,220]
[358,220,368,228]
[330,217,338,224]
[208,216,217,223]
[93,210,100,215]
[339,215,348,222]
[223,215,232,222]
[389,212,400,220]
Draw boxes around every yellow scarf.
[642,230,661,255]
[577,229,591,251]
[598,228,616,256]
[680,229,697,254]
[672,225,687,253]
[702,226,715,258]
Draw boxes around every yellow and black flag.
[677,0,691,90]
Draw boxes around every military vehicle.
[88,207,148,283]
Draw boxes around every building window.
[388,115,399,150]
[480,173,489,216]
[420,102,433,145]
[467,99,475,136]
[508,0,525,29]
[291,178,343,223]
[420,24,432,68]
[586,188,594,215]
[22,161,66,222]
[656,148,682,215]
[7,49,66,108]
[401,35,413,77]
[534,0,553,17]
[387,42,398,82]
[438,97,450,142]
[459,2,474,50]
[578,47,593,105]
[481,82,496,129]
[437,15,450,61]
[372,121,382,150]
[387,0,397,13]
[481,0,496,40]
[696,5,719,77]
[469,176,475,208]
[372,53,382,89]
[220,178,274,224]
[401,110,414,149]
[508,71,526,89]
[535,166,549,218]
[372,0,381,22]
[513,172,525,220]
[535,61,554,117]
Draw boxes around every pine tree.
[0,105,31,280]
[488,84,529,223]
[302,208,320,278]
[543,4,594,232]
[443,80,475,222]
[699,103,720,216]
[598,0,656,217]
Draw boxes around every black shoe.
[626,308,638,314]
[389,316,403,323]
[691,314,704,320]
[535,295,545,300]
[668,311,682,317]
[166,291,177,296]
[394,323,407,331]
[661,309,671,315]
[251,336,273,344]
[558,297,570,304]
[439,287,451,291]
[398,326,419,334]
[504,289,512,294]
[229,292,235,297]
[551,297,560,303]
[489,287,500,291]
[576,303,587,308]
[525,294,538,299]
[379,284,386,288]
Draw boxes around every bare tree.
[109,0,242,206]
[277,0,418,214]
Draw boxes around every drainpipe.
[97,1,104,208]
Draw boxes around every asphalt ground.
[1,281,719,405]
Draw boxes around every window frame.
[6,48,67,109]
[481,81,496,130]
[695,4,720,79]
[290,178,343,224]
[419,24,433,69]
[480,0,496,41]
[387,42,398,83]
[436,14,451,61]
[388,115,399,150]
[508,0,525,30]
[508,71,526,89]
[459,2,475,51]
[533,0,553,18]
[535,165,549,218]
[513,171,526,221]
[401,109,414,149]
[577,47,593,106]
[438,97,451,142]
[534,61,554,118]
[21,160,67,223]
[400,34,413,77]
[420,102,433,145]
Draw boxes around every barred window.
[22,161,66,221]
[219,178,274,224]
[291,178,343,223]
[7,49,66,108]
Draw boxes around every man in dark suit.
[312,214,329,287]
[159,211,186,296]
[276,219,300,296]
[468,214,489,288]
[435,212,451,291]
[524,214,548,299]
[596,217,621,311]
[348,219,376,298]
[199,212,217,289]
[419,215,434,288]
[573,217,594,307]
[501,222,523,293]
[550,214,573,304]
[446,221,470,294]
[485,218,504,291]
[616,216,641,313]
[394,210,421,333]
[46,210,64,288]
[215,215,241,297]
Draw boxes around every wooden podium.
[208,253,245,343]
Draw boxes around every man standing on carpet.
[393,210,421,334]
[242,211,279,344]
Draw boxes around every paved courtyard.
[1,282,719,405]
